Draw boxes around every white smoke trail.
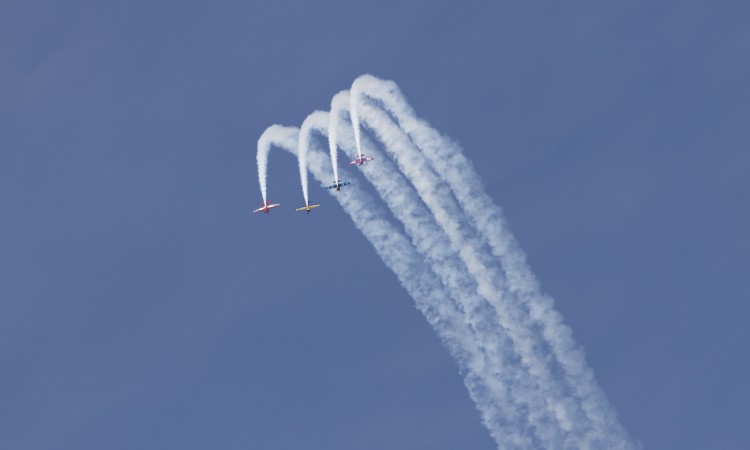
[327,92,558,447]
[349,89,363,160]
[354,100,590,447]
[262,121,533,448]
[350,75,636,449]
[256,136,270,205]
[339,95,566,447]
[328,93,345,183]
[297,113,321,207]
[352,96,573,436]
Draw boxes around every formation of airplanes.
[255,155,374,215]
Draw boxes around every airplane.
[350,155,375,166]
[324,180,351,192]
[253,201,280,214]
[295,203,321,214]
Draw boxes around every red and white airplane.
[253,201,280,214]
[350,154,375,166]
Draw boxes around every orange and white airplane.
[350,154,375,166]
[253,201,280,214]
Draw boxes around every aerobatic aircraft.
[324,180,351,191]
[349,155,375,166]
[295,203,321,214]
[253,201,280,214]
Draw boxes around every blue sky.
[2,1,749,448]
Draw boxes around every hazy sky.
[2,1,749,449]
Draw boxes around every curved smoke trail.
[257,125,300,205]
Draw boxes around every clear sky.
[2,1,749,449]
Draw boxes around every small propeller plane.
[324,180,351,192]
[253,201,280,214]
[350,155,375,166]
[295,203,321,214]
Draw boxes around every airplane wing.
[295,204,320,212]
[350,156,374,165]
[253,202,279,213]
[324,181,350,190]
